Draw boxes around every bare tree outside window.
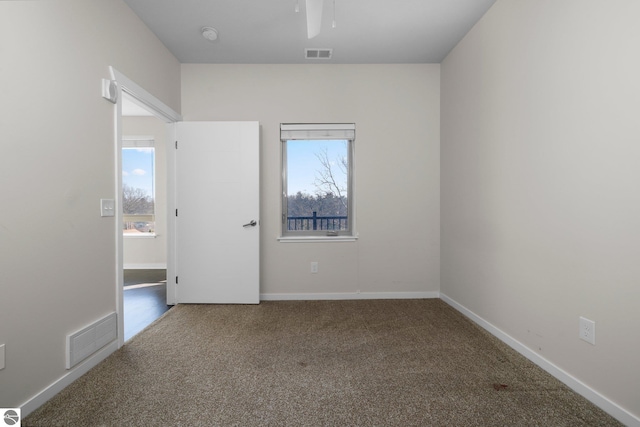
[313,143,348,212]
[122,184,154,216]
[123,146,155,234]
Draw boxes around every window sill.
[278,235,358,243]
[123,233,157,239]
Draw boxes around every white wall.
[441,0,640,420]
[0,0,180,409]
[122,117,168,269]
[182,64,440,298]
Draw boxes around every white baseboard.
[123,263,166,270]
[20,340,119,417]
[261,291,440,301]
[440,293,640,427]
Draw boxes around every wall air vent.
[305,48,332,59]
[66,312,117,369]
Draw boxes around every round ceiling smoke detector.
[201,27,218,42]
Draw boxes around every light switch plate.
[0,344,5,370]
[100,199,115,217]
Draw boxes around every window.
[122,138,155,236]
[281,124,355,239]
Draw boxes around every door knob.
[243,220,257,227]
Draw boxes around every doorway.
[121,94,170,340]
[111,67,182,346]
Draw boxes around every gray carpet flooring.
[24,299,621,426]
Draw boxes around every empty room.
[1,0,639,425]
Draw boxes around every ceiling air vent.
[305,48,332,60]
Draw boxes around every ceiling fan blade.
[306,0,323,39]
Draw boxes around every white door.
[175,121,259,303]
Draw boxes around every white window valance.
[122,136,155,148]
[280,123,355,140]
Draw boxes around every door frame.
[110,67,182,347]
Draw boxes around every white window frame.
[279,124,357,242]
[122,136,156,238]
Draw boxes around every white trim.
[110,67,182,123]
[277,235,358,243]
[124,283,165,290]
[261,291,440,301]
[123,263,167,270]
[113,73,125,349]
[166,123,177,306]
[123,233,157,239]
[440,293,640,427]
[20,341,118,417]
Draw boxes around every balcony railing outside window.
[287,211,348,231]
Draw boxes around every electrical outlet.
[310,262,318,274]
[579,317,595,345]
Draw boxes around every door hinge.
[176,276,178,285]
[176,209,178,217]
[175,140,178,149]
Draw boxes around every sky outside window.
[122,147,155,198]
[286,139,347,196]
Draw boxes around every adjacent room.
[121,95,171,341]
[1,0,639,425]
